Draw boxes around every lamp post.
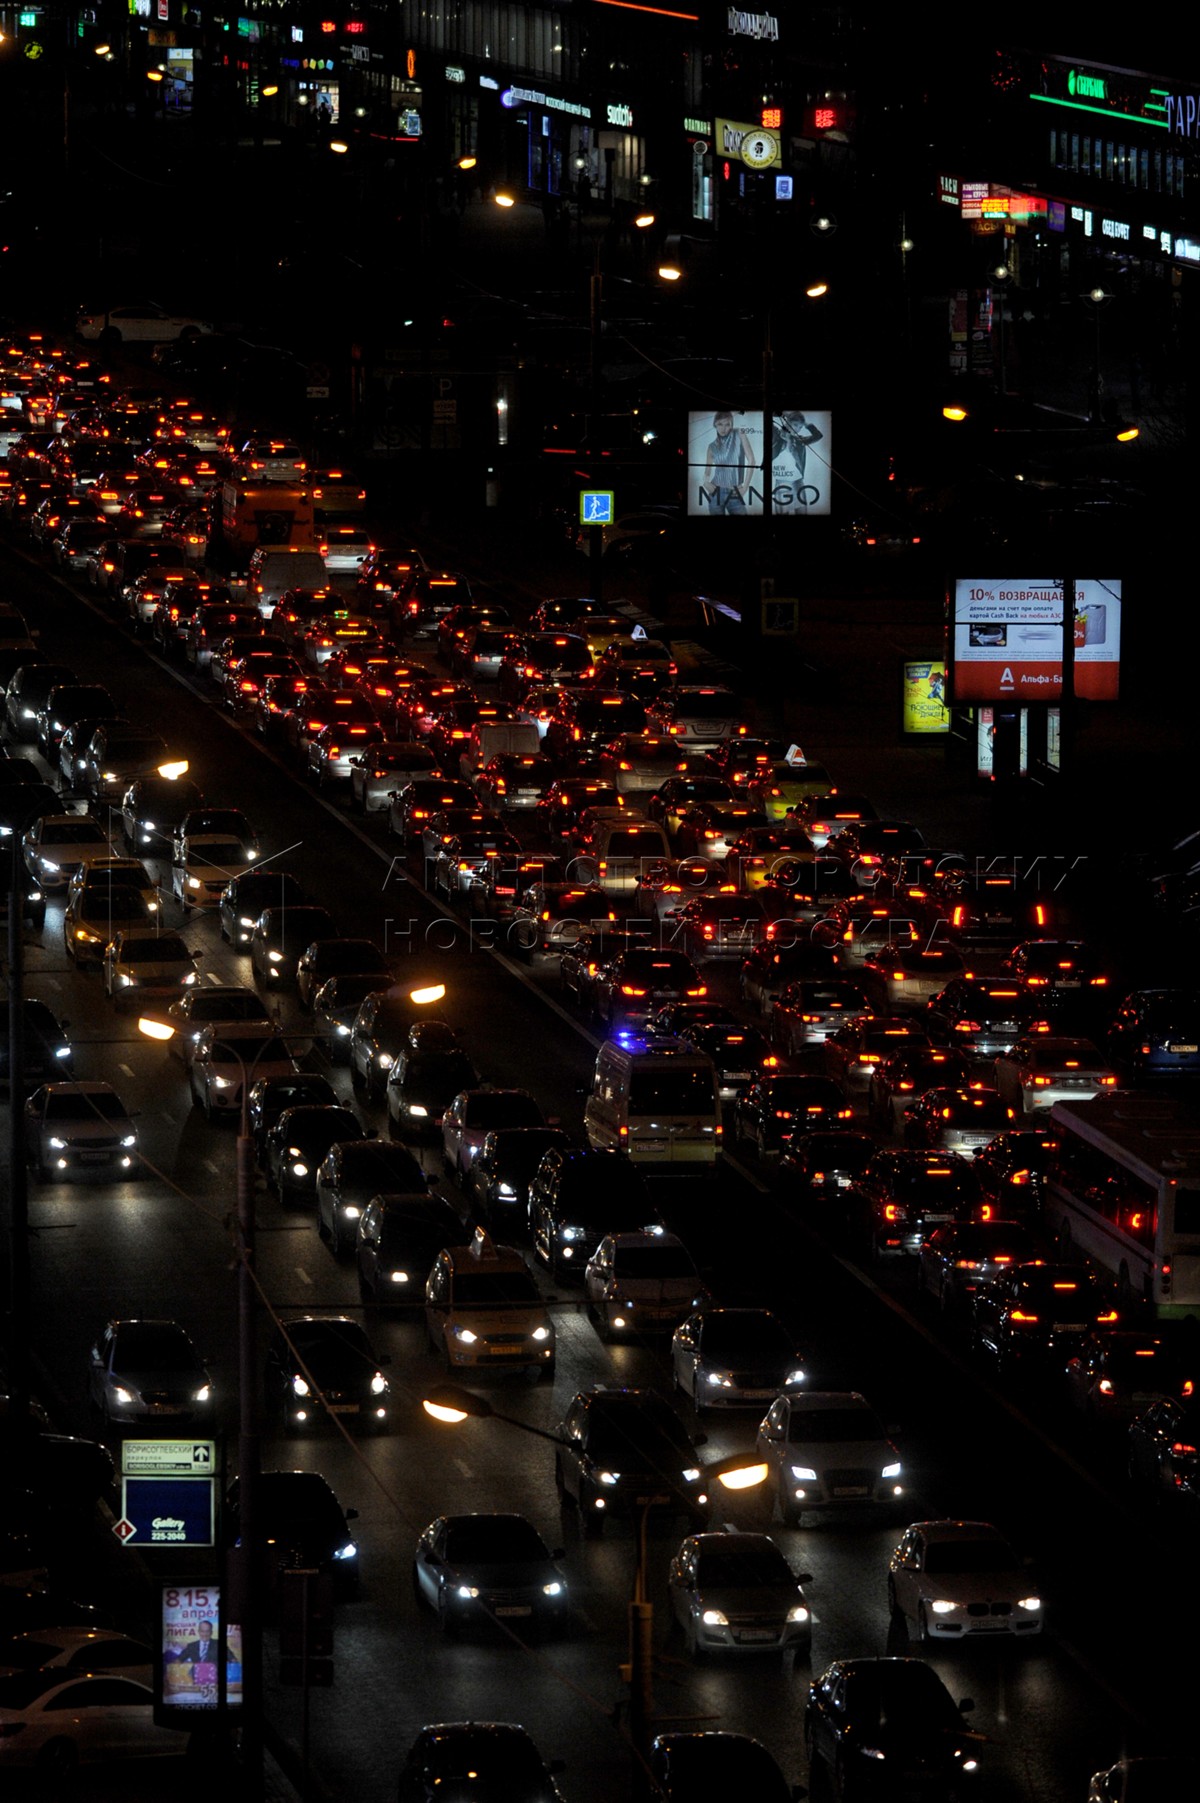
[990,262,1012,396]
[423,1384,767,1796]
[1085,286,1110,422]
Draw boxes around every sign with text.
[952,579,1121,701]
[157,1585,243,1720]
[122,1475,215,1547]
[686,410,832,518]
[123,1441,216,1478]
[903,661,950,733]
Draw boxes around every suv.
[87,1317,213,1428]
[553,1386,708,1535]
[756,1391,904,1526]
[527,1148,662,1282]
[424,1228,555,1379]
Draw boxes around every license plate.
[494,1605,532,1617]
[1054,976,1081,987]
[328,1404,360,1414]
[924,1212,954,1223]
[1169,1044,1198,1054]
[736,1629,776,1643]
[832,1485,869,1498]
[726,1071,752,1082]
[1133,1391,1160,1403]
[740,1389,776,1400]
[636,1493,671,1506]
[1053,1322,1086,1333]
[640,1140,667,1152]
[79,1150,112,1163]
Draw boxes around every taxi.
[425,1228,555,1379]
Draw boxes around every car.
[672,1308,806,1411]
[1000,938,1116,995]
[319,521,374,574]
[543,687,648,759]
[902,1086,1015,1155]
[0,1626,155,1685]
[835,818,930,884]
[739,941,844,1020]
[163,986,270,1068]
[309,974,388,1064]
[859,946,968,1012]
[23,1082,139,1182]
[645,774,737,838]
[86,1318,213,1429]
[76,300,215,343]
[248,903,339,988]
[442,1087,547,1183]
[867,1045,972,1135]
[914,1219,1041,1316]
[789,790,879,850]
[396,1722,565,1803]
[62,872,154,965]
[1127,1397,1200,1506]
[804,1657,980,1798]
[595,636,677,692]
[667,1531,812,1660]
[553,1386,709,1533]
[384,1027,481,1139]
[824,895,939,968]
[583,1231,705,1340]
[528,1146,662,1282]
[217,867,308,948]
[170,834,257,910]
[103,929,200,1006]
[992,1035,1120,1115]
[1105,988,1200,1082]
[1087,1757,1200,1802]
[20,814,113,891]
[295,937,390,1013]
[945,865,1060,945]
[677,1020,775,1099]
[348,739,437,812]
[670,892,768,962]
[887,1518,1043,1643]
[225,1469,359,1593]
[780,1129,878,1201]
[1064,1331,1196,1427]
[849,1150,985,1260]
[425,1228,555,1378]
[264,1105,365,1206]
[645,686,748,748]
[969,1260,1120,1370]
[315,1138,429,1258]
[474,752,558,812]
[744,759,839,819]
[495,629,593,698]
[188,1025,296,1122]
[356,1192,473,1307]
[731,1072,852,1156]
[590,946,706,1031]
[264,1315,391,1432]
[825,1015,931,1093]
[648,1732,797,1803]
[0,1670,190,1772]
[594,734,695,796]
[723,824,817,892]
[674,801,768,862]
[0,998,74,1091]
[970,1126,1061,1216]
[753,1384,900,1528]
[412,1513,570,1639]
[55,711,122,790]
[247,1072,340,1158]
[35,682,115,757]
[509,878,608,954]
[632,856,736,924]
[925,976,1045,1061]
[768,977,874,1055]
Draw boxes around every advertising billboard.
[951,578,1121,701]
[902,660,949,733]
[686,409,832,518]
[158,1584,242,1717]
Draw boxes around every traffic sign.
[579,490,615,526]
[123,1440,215,1478]
[122,1476,215,1548]
[113,1517,137,1543]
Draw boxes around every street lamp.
[422,1384,767,1793]
[991,262,1012,396]
[1085,286,1111,422]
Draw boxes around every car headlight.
[342,1203,361,1220]
[336,1023,351,1036]
[456,1327,478,1344]
[785,1368,807,1386]
[187,877,202,889]
[787,1605,810,1623]
[291,1375,311,1397]
[456,1585,479,1599]
[496,1181,516,1199]
[239,915,256,928]
[291,1161,309,1178]
[212,1075,232,1089]
[40,858,60,873]
[560,1225,582,1242]
[183,970,197,985]
[930,1600,958,1615]
[333,1542,357,1561]
[268,949,283,963]
[121,1135,136,1149]
[860,1748,886,1762]
[112,1386,136,1406]
[1017,1596,1042,1611]
[681,1467,701,1483]
[704,1369,732,1388]
[194,1386,212,1404]
[531,1326,551,1342]
[55,1046,71,1059]
[597,1470,619,1486]
[49,1137,67,1149]
[701,1609,728,1626]
[147,900,158,912]
[388,1270,409,1284]
[377,1052,394,1069]
[407,1102,427,1117]
[370,1372,388,1395]
[790,1465,818,1481]
[881,1461,902,1479]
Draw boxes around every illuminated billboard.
[951,578,1121,701]
[157,1584,242,1719]
[686,409,832,518]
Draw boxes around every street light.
[991,262,1012,396]
[1085,286,1111,422]
[422,1384,767,1793]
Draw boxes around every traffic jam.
[1,328,1197,1800]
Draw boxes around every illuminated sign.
[502,86,591,119]
[579,490,615,525]
[606,103,634,128]
[157,1585,242,1719]
[775,174,793,200]
[686,409,832,519]
[937,173,960,207]
[1101,217,1131,240]
[683,115,710,134]
[1166,93,1200,138]
[961,182,1046,222]
[715,116,780,169]
[1030,62,1169,130]
[903,662,949,734]
[727,6,779,38]
[761,107,782,129]
[1069,68,1106,99]
[445,64,465,83]
[951,579,1121,702]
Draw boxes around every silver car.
[667,1532,812,1659]
[756,1391,904,1527]
[24,1081,140,1181]
[887,1519,1043,1643]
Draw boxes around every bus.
[1045,1094,1200,1319]
[220,482,314,554]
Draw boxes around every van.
[578,815,672,898]
[584,1035,722,1165]
[459,719,541,782]
[247,546,328,618]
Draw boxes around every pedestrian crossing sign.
[579,490,615,525]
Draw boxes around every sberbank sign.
[1068,69,1107,100]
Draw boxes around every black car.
[411,1513,570,1638]
[397,1722,565,1803]
[528,1148,662,1282]
[1127,1397,1200,1506]
[969,1260,1119,1371]
[226,1469,360,1594]
[356,1192,473,1306]
[248,1073,340,1158]
[263,1315,391,1432]
[266,1105,366,1206]
[553,1386,708,1535]
[386,1041,481,1140]
[649,1732,796,1803]
[467,1127,575,1230]
[250,903,340,988]
[781,1130,878,1202]
[970,1127,1060,1219]
[849,1150,985,1260]
[218,868,308,948]
[732,1073,853,1156]
[0,999,73,1090]
[315,1138,428,1258]
[805,1657,980,1799]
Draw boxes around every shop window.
[1104,141,1114,181]
[1138,148,1148,190]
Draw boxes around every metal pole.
[589,250,605,605]
[235,1072,262,1789]
[6,836,30,1417]
[1059,575,1077,775]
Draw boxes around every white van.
[578,815,672,898]
[458,720,541,782]
[247,546,329,617]
[584,1035,722,1165]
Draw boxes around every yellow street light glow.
[458,155,477,170]
[635,213,655,229]
[410,984,446,1006]
[494,191,516,208]
[330,140,349,155]
[657,264,683,282]
[95,43,111,56]
[806,282,829,298]
[942,404,968,422]
[261,85,279,98]
[713,1459,770,1491]
[138,1018,175,1042]
[157,759,189,781]
[423,1398,469,1424]
[1116,425,1139,442]
[146,70,164,83]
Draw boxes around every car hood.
[609,1277,697,1302]
[693,1582,800,1615]
[38,1115,133,1143]
[913,1569,1025,1603]
[445,1559,558,1589]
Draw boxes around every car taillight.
[1010,1309,1038,1323]
[954,1020,982,1033]
[621,985,647,996]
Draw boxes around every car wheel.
[202,1086,214,1125]
[778,1478,802,1528]
[98,326,121,348]
[917,1603,931,1644]
[538,1360,556,1383]
[189,1076,202,1111]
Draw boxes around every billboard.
[686,409,832,517]
[158,1584,242,1717]
[951,578,1121,701]
[902,660,949,733]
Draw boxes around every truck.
[220,482,314,555]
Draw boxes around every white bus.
[1045,1094,1200,1320]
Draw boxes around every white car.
[189,1025,296,1121]
[992,1035,1120,1116]
[164,985,271,1067]
[584,1231,705,1339]
[887,1519,1043,1643]
[103,930,200,1006]
[75,300,215,344]
[0,1628,155,1687]
[667,1532,812,1659]
[171,835,257,911]
[672,1306,806,1411]
[0,1672,190,1770]
[756,1391,904,1527]
[23,1081,139,1182]
[21,814,114,891]
[320,523,374,573]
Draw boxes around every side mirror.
[345,1508,360,1523]
[957,1697,975,1713]
[366,1127,378,1139]
[796,1571,814,1585]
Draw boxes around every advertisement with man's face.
[952,578,1121,701]
[686,410,832,517]
[159,1585,242,1714]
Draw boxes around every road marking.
[295,1267,312,1286]
[453,1457,473,1479]
[203,1159,219,1175]
[117,1063,134,1078]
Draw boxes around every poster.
[903,661,949,733]
[686,409,832,517]
[952,578,1121,701]
[160,1585,242,1713]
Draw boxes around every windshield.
[442,1518,550,1562]
[39,822,109,846]
[787,1407,885,1444]
[212,1037,290,1064]
[338,1146,426,1190]
[112,1325,198,1371]
[587,1404,691,1464]
[451,1270,542,1307]
[845,1664,962,1732]
[122,938,191,963]
[43,1090,130,1122]
[696,1541,793,1587]
[466,1094,543,1129]
[700,1316,792,1361]
[891,1164,981,1204]
[611,1245,695,1279]
[924,1539,1018,1574]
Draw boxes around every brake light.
[1010,1309,1038,1323]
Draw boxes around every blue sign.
[123,1476,215,1548]
[580,489,615,525]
